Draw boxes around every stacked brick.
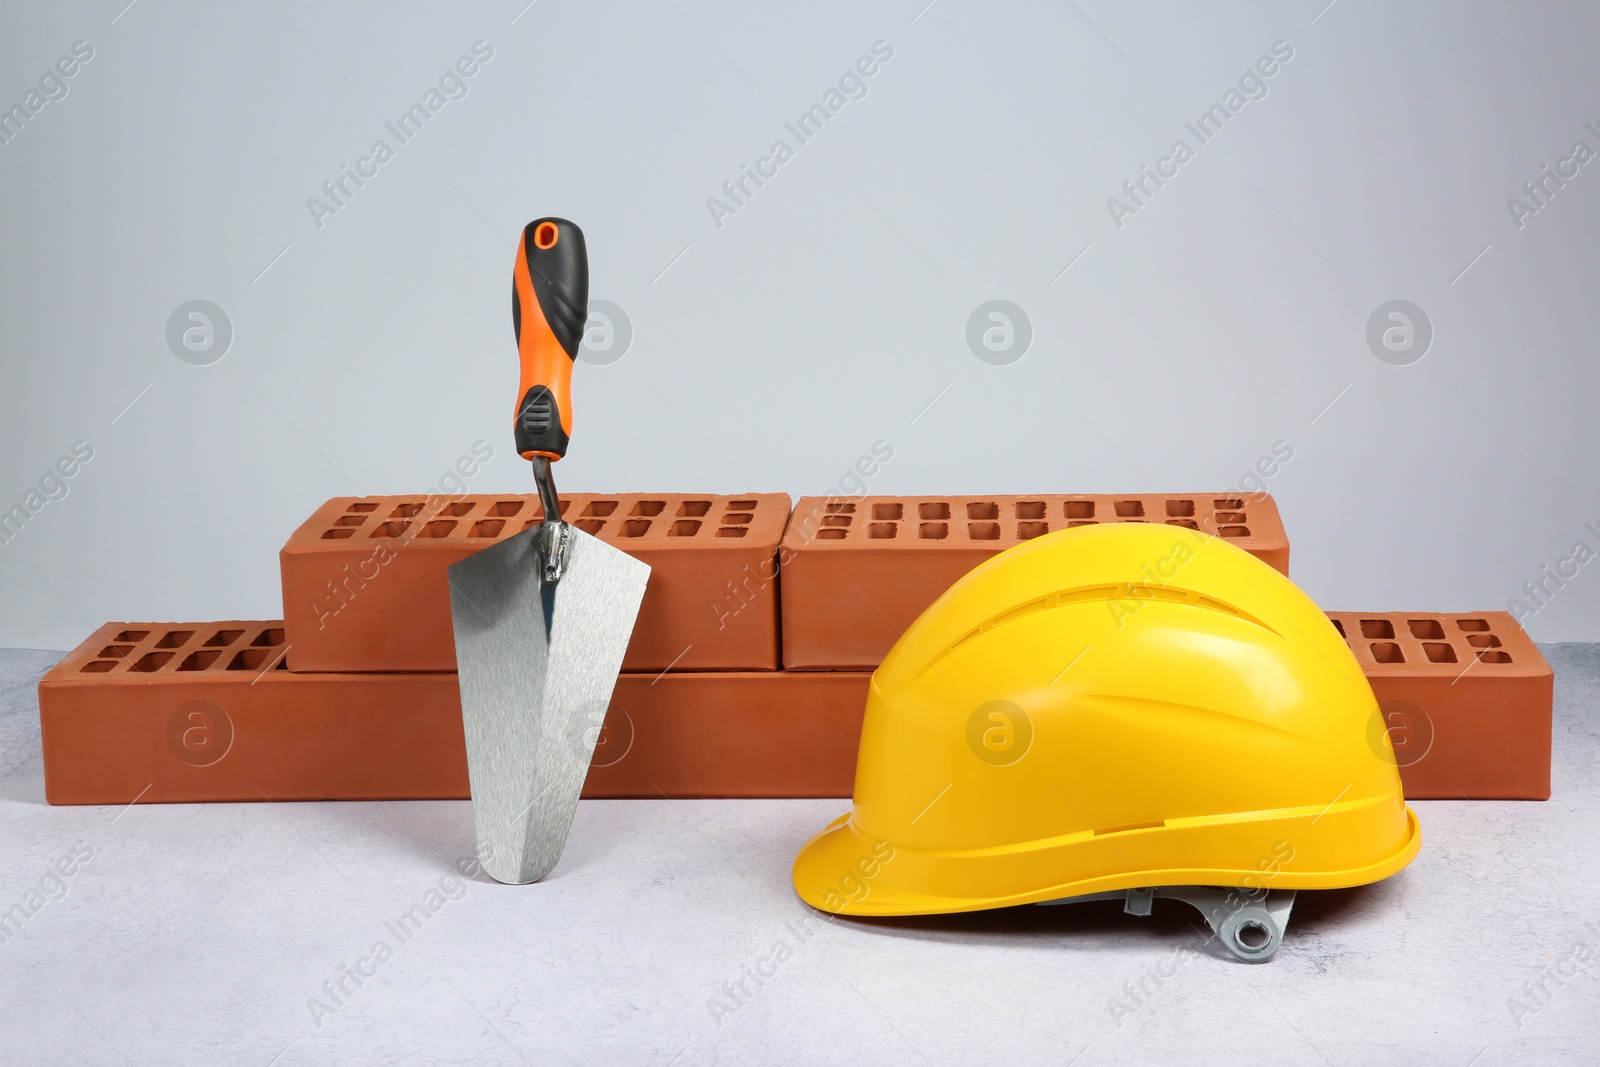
[778,493,1289,669]
[279,493,789,672]
[39,493,1550,803]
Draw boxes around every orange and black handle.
[512,218,588,460]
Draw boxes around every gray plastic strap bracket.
[1153,886,1297,963]
[1123,885,1155,916]
[1037,885,1297,963]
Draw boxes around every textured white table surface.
[1,645,1596,1067]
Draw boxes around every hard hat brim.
[794,805,1423,918]
[792,812,946,917]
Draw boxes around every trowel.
[447,218,649,885]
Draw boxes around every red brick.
[42,608,1547,805]
[280,493,787,672]
[1329,611,1551,800]
[39,622,866,805]
[779,493,1290,669]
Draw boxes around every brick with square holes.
[41,613,1541,804]
[1326,611,1551,800]
[778,493,1291,669]
[38,622,869,804]
[279,493,789,672]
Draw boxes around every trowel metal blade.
[447,525,649,884]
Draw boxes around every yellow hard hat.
[792,521,1421,961]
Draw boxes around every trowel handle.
[512,218,589,460]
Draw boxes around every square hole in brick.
[346,502,379,513]
[873,503,903,520]
[227,648,273,671]
[582,500,618,517]
[1456,618,1490,632]
[728,500,757,510]
[470,519,504,538]
[335,515,365,527]
[253,628,286,647]
[868,522,897,539]
[1214,498,1244,510]
[1330,619,1346,637]
[371,521,409,538]
[1015,501,1046,520]
[97,645,132,659]
[488,501,524,517]
[919,522,948,539]
[968,522,1000,540]
[1114,500,1145,517]
[822,515,852,527]
[132,651,174,672]
[724,513,754,523]
[390,503,424,518]
[1216,512,1247,523]
[677,501,711,517]
[1067,520,1097,528]
[81,660,117,673]
[569,519,601,535]
[620,519,652,537]
[630,500,666,517]
[1166,519,1199,530]
[441,502,474,517]
[1478,650,1513,663]
[967,502,999,520]
[1407,619,1446,639]
[919,502,950,520]
[1468,634,1502,648]
[1065,501,1095,519]
[825,502,856,514]
[815,528,846,540]
[155,630,193,649]
[1219,526,1251,538]
[717,527,750,538]
[1371,642,1404,663]
[1018,521,1049,539]
[114,629,149,642]
[1360,619,1395,639]
[1423,643,1457,663]
[670,520,702,537]
[1166,500,1195,517]
[322,529,355,539]
[418,520,456,538]
[178,649,221,671]
[204,629,243,647]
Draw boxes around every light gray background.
[2,0,1598,647]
